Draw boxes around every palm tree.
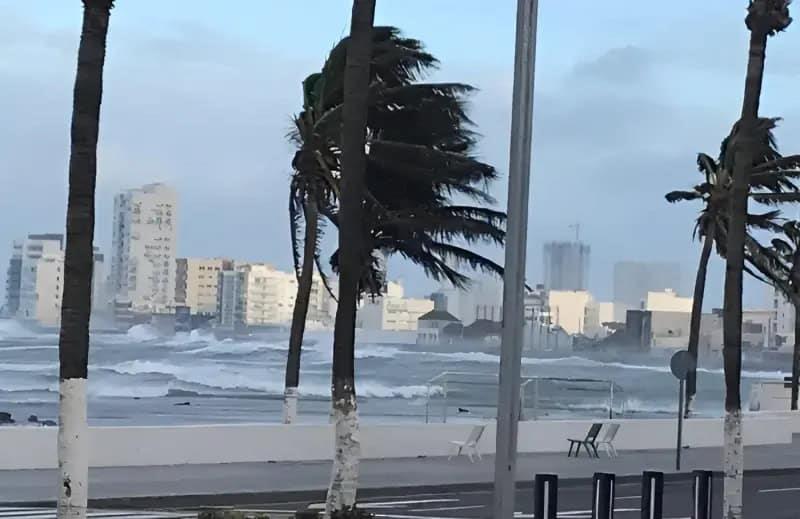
[283,28,437,424]
[326,0,375,514]
[722,2,791,517]
[769,222,800,409]
[666,118,800,418]
[284,28,495,424]
[58,1,113,518]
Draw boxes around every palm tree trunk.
[58,2,111,518]
[792,304,800,410]
[325,1,375,515]
[283,198,320,424]
[685,232,713,418]
[722,25,768,519]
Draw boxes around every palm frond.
[420,239,504,279]
[696,153,718,177]
[752,192,800,205]
[747,210,783,232]
[665,190,703,203]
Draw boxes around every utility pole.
[493,0,539,518]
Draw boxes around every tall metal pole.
[493,0,539,518]
[677,379,685,471]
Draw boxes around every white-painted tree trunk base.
[58,378,88,519]
[325,395,361,517]
[724,409,743,519]
[283,387,299,424]
[685,394,695,418]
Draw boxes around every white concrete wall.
[0,417,791,470]
[548,290,593,335]
[646,289,692,313]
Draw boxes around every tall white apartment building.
[17,234,64,325]
[110,183,178,314]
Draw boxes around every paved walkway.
[0,507,192,519]
[4,440,800,504]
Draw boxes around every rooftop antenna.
[568,223,581,242]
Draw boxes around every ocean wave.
[0,319,57,340]
[623,397,680,415]
[193,341,290,355]
[0,380,56,392]
[98,324,162,344]
[94,359,428,399]
[427,352,787,381]
[306,343,405,363]
[429,351,500,363]
[0,362,57,373]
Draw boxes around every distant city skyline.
[3,1,798,308]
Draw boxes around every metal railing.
[424,371,625,423]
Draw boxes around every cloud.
[571,45,652,84]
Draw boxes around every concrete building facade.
[176,258,233,315]
[774,288,795,348]
[238,263,297,326]
[358,281,434,331]
[110,183,178,314]
[217,269,245,330]
[613,261,681,309]
[436,276,503,327]
[543,241,590,292]
[3,241,23,316]
[548,290,595,336]
[646,289,692,313]
[17,234,64,324]
[31,252,64,327]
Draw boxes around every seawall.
[0,416,793,470]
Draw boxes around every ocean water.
[0,319,788,425]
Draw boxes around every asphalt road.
[189,470,800,519]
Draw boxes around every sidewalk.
[3,440,800,504]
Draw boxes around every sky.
[2,0,800,308]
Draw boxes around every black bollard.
[592,472,616,519]
[693,470,713,519]
[534,474,558,519]
[640,471,663,519]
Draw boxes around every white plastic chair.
[597,423,620,458]
[448,424,486,462]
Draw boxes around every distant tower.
[543,240,590,292]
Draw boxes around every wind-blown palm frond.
[316,26,437,113]
[748,210,784,232]
[751,192,800,205]
[666,190,704,203]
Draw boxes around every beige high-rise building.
[175,257,232,315]
[110,183,178,314]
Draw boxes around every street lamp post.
[493,0,540,518]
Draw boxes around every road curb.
[2,467,796,510]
